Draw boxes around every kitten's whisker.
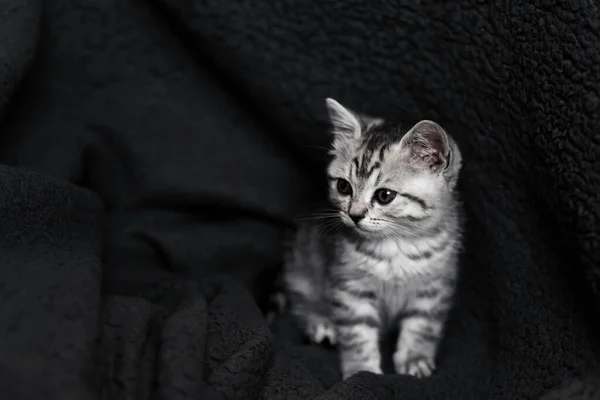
[375,218,430,235]
[387,221,429,238]
[379,226,427,259]
[311,218,344,240]
[300,144,330,152]
[299,213,341,222]
[300,215,340,221]
[305,210,339,214]
[388,226,428,258]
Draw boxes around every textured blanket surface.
[0,0,599,399]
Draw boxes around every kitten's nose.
[349,213,365,225]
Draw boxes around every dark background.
[0,0,599,399]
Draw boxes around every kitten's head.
[324,98,462,238]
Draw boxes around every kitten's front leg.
[330,289,382,379]
[394,279,453,378]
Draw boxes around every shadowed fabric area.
[0,0,599,399]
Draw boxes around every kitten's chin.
[339,221,372,237]
[351,225,386,239]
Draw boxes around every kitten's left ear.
[325,98,384,142]
[326,98,361,140]
[401,120,451,172]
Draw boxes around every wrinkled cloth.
[0,0,599,399]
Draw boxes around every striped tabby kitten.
[283,98,463,380]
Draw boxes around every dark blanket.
[1,0,599,399]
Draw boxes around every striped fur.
[283,98,463,380]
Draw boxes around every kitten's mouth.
[341,214,378,235]
[351,223,388,238]
[352,224,375,235]
[342,219,368,234]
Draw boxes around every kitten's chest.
[351,240,431,319]
[354,237,437,280]
[376,278,414,323]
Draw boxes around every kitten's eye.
[336,179,352,195]
[374,189,397,205]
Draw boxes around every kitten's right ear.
[325,98,362,142]
[401,120,451,173]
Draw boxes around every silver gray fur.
[282,98,463,380]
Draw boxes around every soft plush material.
[0,0,599,399]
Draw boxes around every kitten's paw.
[306,320,337,345]
[265,292,287,325]
[342,364,383,380]
[394,352,436,378]
[272,292,287,312]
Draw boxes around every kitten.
[282,98,463,380]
